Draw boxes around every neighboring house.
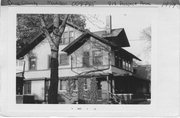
[16,16,150,104]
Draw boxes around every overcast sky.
[84,11,154,65]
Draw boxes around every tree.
[141,26,151,51]
[17,14,86,104]
[40,14,69,104]
[137,26,151,65]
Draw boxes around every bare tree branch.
[39,15,55,48]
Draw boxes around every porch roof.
[117,48,141,61]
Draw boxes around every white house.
[16,16,150,104]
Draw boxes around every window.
[62,32,69,44]
[73,79,78,90]
[84,78,88,90]
[16,60,23,67]
[48,55,51,69]
[45,79,50,95]
[60,80,67,90]
[126,61,129,70]
[128,63,131,71]
[29,56,37,70]
[93,50,103,66]
[122,60,126,69]
[59,54,69,66]
[115,56,119,66]
[24,81,31,94]
[61,31,74,44]
[83,51,90,67]
[69,31,74,43]
[119,57,122,68]
[115,54,123,68]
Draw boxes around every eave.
[17,20,85,59]
[62,31,116,55]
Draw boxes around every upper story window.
[122,59,126,69]
[69,31,74,43]
[60,31,75,45]
[115,56,119,67]
[29,55,37,70]
[59,53,69,66]
[48,55,51,69]
[93,50,103,66]
[62,32,69,44]
[83,51,90,67]
[118,57,122,68]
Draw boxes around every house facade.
[16,16,150,104]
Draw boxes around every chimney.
[106,15,112,34]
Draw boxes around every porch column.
[90,77,98,104]
[112,79,115,94]
[106,75,110,100]
[78,77,85,103]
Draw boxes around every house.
[16,16,150,104]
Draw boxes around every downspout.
[22,60,26,77]
[22,60,26,95]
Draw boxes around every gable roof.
[62,31,117,55]
[62,31,141,61]
[17,20,134,61]
[94,28,130,47]
[17,21,85,59]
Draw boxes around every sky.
[84,11,154,65]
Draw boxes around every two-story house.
[16,16,144,104]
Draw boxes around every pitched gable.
[17,21,85,59]
[94,28,130,47]
[62,31,116,55]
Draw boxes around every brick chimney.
[106,15,112,34]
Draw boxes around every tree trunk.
[48,50,59,104]
[40,14,69,104]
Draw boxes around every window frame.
[73,79,78,91]
[59,80,67,91]
[84,78,88,90]
[47,55,51,69]
[93,50,103,66]
[24,81,31,95]
[28,55,37,71]
[69,31,74,43]
[82,51,90,67]
[59,53,69,66]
